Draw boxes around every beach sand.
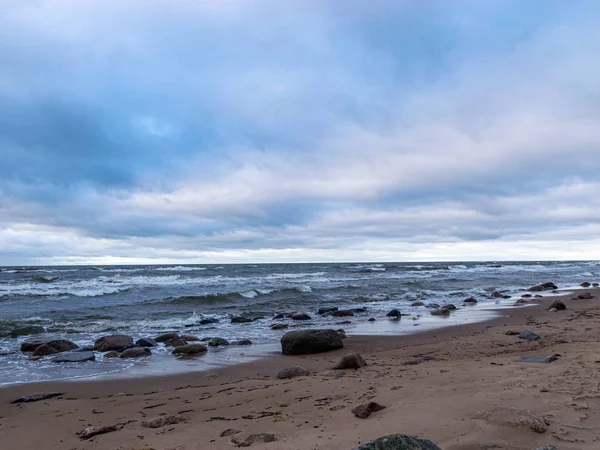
[1,289,599,450]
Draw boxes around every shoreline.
[2,288,598,449]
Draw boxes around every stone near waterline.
[11,392,65,404]
[329,310,354,317]
[277,366,310,379]
[33,340,79,357]
[270,324,288,330]
[281,329,343,355]
[441,304,457,310]
[534,294,543,298]
[53,351,95,363]
[199,318,220,325]
[135,337,157,347]
[333,353,367,370]
[521,294,533,298]
[367,318,376,322]
[121,347,151,358]
[515,355,558,364]
[464,297,478,304]
[103,351,120,358]
[272,314,285,320]
[252,316,265,321]
[318,307,338,315]
[352,402,386,419]
[233,433,278,447]
[351,307,368,313]
[155,332,179,343]
[431,308,451,316]
[594,283,599,287]
[141,414,185,428]
[172,344,207,355]
[180,335,200,342]
[411,301,425,307]
[231,316,252,324]
[528,282,558,292]
[581,281,591,287]
[578,292,593,300]
[94,335,134,352]
[355,434,442,450]
[548,300,566,311]
[426,303,441,309]
[291,313,312,321]
[519,330,541,341]
[337,330,347,339]
[10,326,45,337]
[21,340,45,352]
[491,291,504,298]
[208,337,230,347]
[35,275,58,283]
[236,339,253,345]
[386,309,401,318]
[165,338,188,347]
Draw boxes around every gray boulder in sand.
[281,329,343,355]
[121,347,151,358]
[277,366,310,379]
[515,355,558,363]
[578,292,593,300]
[519,330,540,341]
[172,344,207,355]
[94,335,133,352]
[52,351,95,363]
[333,353,367,370]
[33,340,79,357]
[355,434,441,450]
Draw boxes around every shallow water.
[0,260,595,385]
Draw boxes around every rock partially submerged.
[172,344,207,355]
[281,329,343,355]
[121,347,151,358]
[94,335,133,352]
[135,337,157,347]
[329,310,354,317]
[10,326,45,337]
[463,297,478,304]
[231,316,252,324]
[33,340,79,357]
[20,340,46,352]
[386,309,401,318]
[53,351,95,363]
[352,402,386,418]
[318,307,338,315]
[208,337,230,347]
[333,353,367,370]
[528,282,557,292]
[291,313,312,321]
[355,434,442,450]
[277,366,310,379]
[155,332,179,343]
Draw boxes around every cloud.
[1,0,600,264]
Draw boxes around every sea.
[0,260,596,386]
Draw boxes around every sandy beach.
[1,289,599,450]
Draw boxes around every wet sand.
[1,289,599,449]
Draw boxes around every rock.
[180,335,200,341]
[329,310,354,317]
[521,294,533,298]
[321,370,345,378]
[165,338,188,347]
[199,318,220,325]
[121,347,152,358]
[352,402,386,419]
[281,329,343,355]
[426,304,441,309]
[53,351,95,363]
[94,335,134,352]
[578,292,593,300]
[548,300,566,311]
[337,330,347,339]
[231,316,252,324]
[208,337,230,347]
[528,282,558,292]
[491,291,504,298]
[386,309,401,318]
[272,314,285,320]
[236,339,253,345]
[356,434,442,450]
[20,340,45,352]
[221,429,242,437]
[594,283,599,287]
[252,316,265,321]
[79,425,118,440]
[277,366,310,379]
[291,313,311,321]
[515,355,558,363]
[367,318,376,322]
[519,330,541,341]
[233,433,277,447]
[580,282,591,287]
[141,414,185,428]
[172,344,207,355]
[33,340,79,357]
[431,308,451,316]
[35,275,58,283]
[270,324,288,330]
[441,304,457,310]
[103,351,120,358]
[10,326,45,337]
[351,307,368,313]
[464,297,478,304]
[318,307,338,315]
[411,302,425,307]
[155,332,179,343]
[333,353,367,370]
[473,407,549,433]
[135,338,157,347]
[11,392,64,404]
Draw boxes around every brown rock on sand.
[352,402,386,419]
[232,433,277,447]
[333,353,367,370]
[277,366,309,379]
[578,292,593,300]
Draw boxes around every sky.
[1,0,600,266]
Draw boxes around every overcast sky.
[1,0,600,266]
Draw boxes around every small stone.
[103,351,120,358]
[236,339,253,345]
[291,313,311,321]
[333,353,367,370]
[441,304,457,310]
[233,433,277,447]
[220,429,242,437]
[464,297,478,304]
[208,337,230,347]
[580,282,591,287]
[411,302,425,307]
[491,291,504,298]
[578,292,593,300]
[277,366,309,379]
[199,318,220,325]
[172,344,208,355]
[352,402,386,419]
[519,330,541,341]
[231,316,252,324]
[141,414,185,428]
[367,318,376,322]
[270,324,288,330]
[386,309,401,318]
[548,300,566,311]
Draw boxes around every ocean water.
[0,261,596,385]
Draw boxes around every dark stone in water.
[356,434,441,449]
[53,351,96,363]
[318,307,338,315]
[77,346,94,352]
[291,313,312,321]
[165,338,187,347]
[33,340,79,357]
[196,318,220,325]
[21,340,45,352]
[94,335,134,352]
[463,297,478,304]
[231,316,252,324]
[368,318,376,322]
[208,337,230,347]
[11,392,65,404]
[136,338,157,347]
[273,314,285,320]
[34,275,58,283]
[103,351,120,358]
[411,301,425,307]
[441,304,457,310]
[580,282,591,287]
[281,329,343,355]
[386,309,401,318]
[330,310,354,317]
[528,282,558,292]
[121,347,152,358]
[519,330,541,341]
[10,326,45,337]
[351,307,368,313]
[271,324,288,330]
[515,355,558,363]
[172,344,207,355]
[155,332,179,343]
[431,308,451,316]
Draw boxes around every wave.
[155,266,207,272]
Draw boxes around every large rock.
[21,340,45,352]
[548,300,566,311]
[356,434,442,450]
[281,329,343,355]
[172,344,207,355]
[318,307,338,315]
[291,313,312,321]
[121,347,152,358]
[155,332,179,343]
[333,353,367,370]
[180,335,200,341]
[33,340,79,357]
[431,308,451,316]
[577,292,593,300]
[165,338,188,347]
[386,309,401,318]
[463,297,478,304]
[277,366,310,379]
[580,282,591,287]
[52,351,95,363]
[519,330,540,341]
[208,337,230,347]
[135,337,157,347]
[94,335,133,352]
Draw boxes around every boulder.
[329,310,354,317]
[33,340,79,357]
[368,318,376,322]
[548,300,566,311]
[578,292,593,300]
[463,297,478,304]
[172,344,207,355]
[121,347,152,358]
[333,353,367,370]
[20,340,45,352]
[52,351,95,363]
[356,434,441,450]
[519,330,540,341]
[165,338,188,347]
[135,337,157,347]
[386,309,401,318]
[410,302,425,307]
[281,329,343,355]
[594,283,599,287]
[337,329,347,339]
[208,337,230,347]
[231,316,252,324]
[352,402,386,419]
[180,335,200,341]
[441,304,457,310]
[291,313,312,321]
[491,291,504,298]
[270,324,288,330]
[103,351,120,358]
[94,335,133,352]
[236,339,253,345]
[277,366,310,379]
[431,308,451,316]
[580,282,591,287]
[10,326,45,337]
[155,332,179,343]
[199,318,220,325]
[528,282,557,292]
[318,307,338,315]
